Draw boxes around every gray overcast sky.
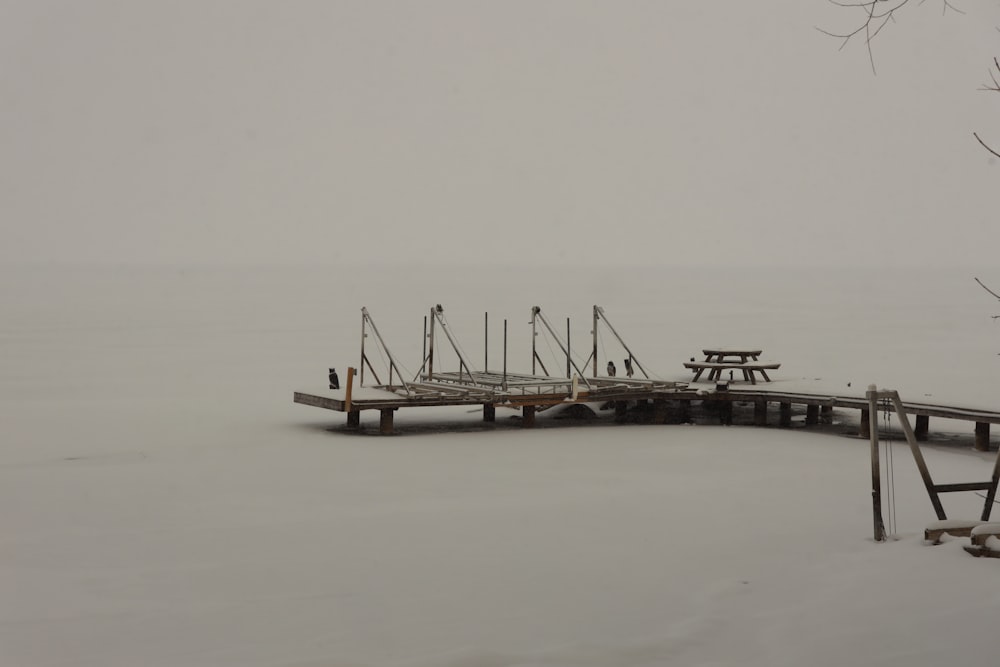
[2,1,998,268]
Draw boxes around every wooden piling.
[483,404,496,423]
[820,405,833,424]
[779,402,792,428]
[754,399,767,426]
[859,408,870,439]
[805,404,819,425]
[379,408,394,435]
[678,399,692,424]
[522,405,536,428]
[975,422,990,452]
[914,414,929,442]
[344,367,355,413]
[653,400,669,424]
[347,410,360,427]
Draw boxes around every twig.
[973,133,1000,159]
[975,277,1000,301]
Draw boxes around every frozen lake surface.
[2,264,999,666]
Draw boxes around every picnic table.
[683,348,779,385]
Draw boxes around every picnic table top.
[702,348,763,356]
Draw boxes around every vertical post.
[531,308,537,375]
[779,402,792,427]
[914,414,929,441]
[566,317,571,378]
[345,367,355,413]
[379,408,394,435]
[483,404,495,422]
[754,399,767,426]
[503,319,508,391]
[484,312,488,372]
[821,404,833,424]
[347,410,360,427]
[719,400,733,426]
[421,316,428,379]
[805,404,819,426]
[679,399,692,424]
[427,307,435,379]
[859,408,871,439]
[867,386,886,542]
[522,405,536,428]
[592,306,598,378]
[360,310,367,387]
[975,422,990,452]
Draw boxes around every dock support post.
[805,404,819,426]
[820,405,833,424]
[975,422,990,452]
[719,400,733,426]
[779,402,792,428]
[483,404,496,423]
[522,405,536,428]
[653,400,669,424]
[679,399,692,423]
[347,410,360,428]
[754,399,767,426]
[914,414,929,441]
[614,400,628,422]
[379,409,395,435]
[859,408,870,439]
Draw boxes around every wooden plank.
[933,481,993,493]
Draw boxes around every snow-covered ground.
[2,264,1000,667]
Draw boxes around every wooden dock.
[293,304,1000,447]
[294,378,1000,448]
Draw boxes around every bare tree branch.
[975,277,1000,301]
[973,132,1000,159]
[824,1,1000,160]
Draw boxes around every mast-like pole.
[427,306,435,380]
[503,319,508,392]
[566,317,571,378]
[360,308,367,386]
[594,306,650,379]
[592,306,599,377]
[531,307,537,375]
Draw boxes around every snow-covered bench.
[924,519,986,544]
[683,361,781,385]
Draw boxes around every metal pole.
[427,307,435,380]
[566,317,571,378]
[485,312,488,372]
[503,319,508,392]
[358,308,368,387]
[867,385,886,542]
[592,306,598,377]
[531,307,537,375]
[421,315,427,379]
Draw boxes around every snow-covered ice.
[2,264,1000,667]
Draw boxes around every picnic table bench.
[683,360,780,384]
